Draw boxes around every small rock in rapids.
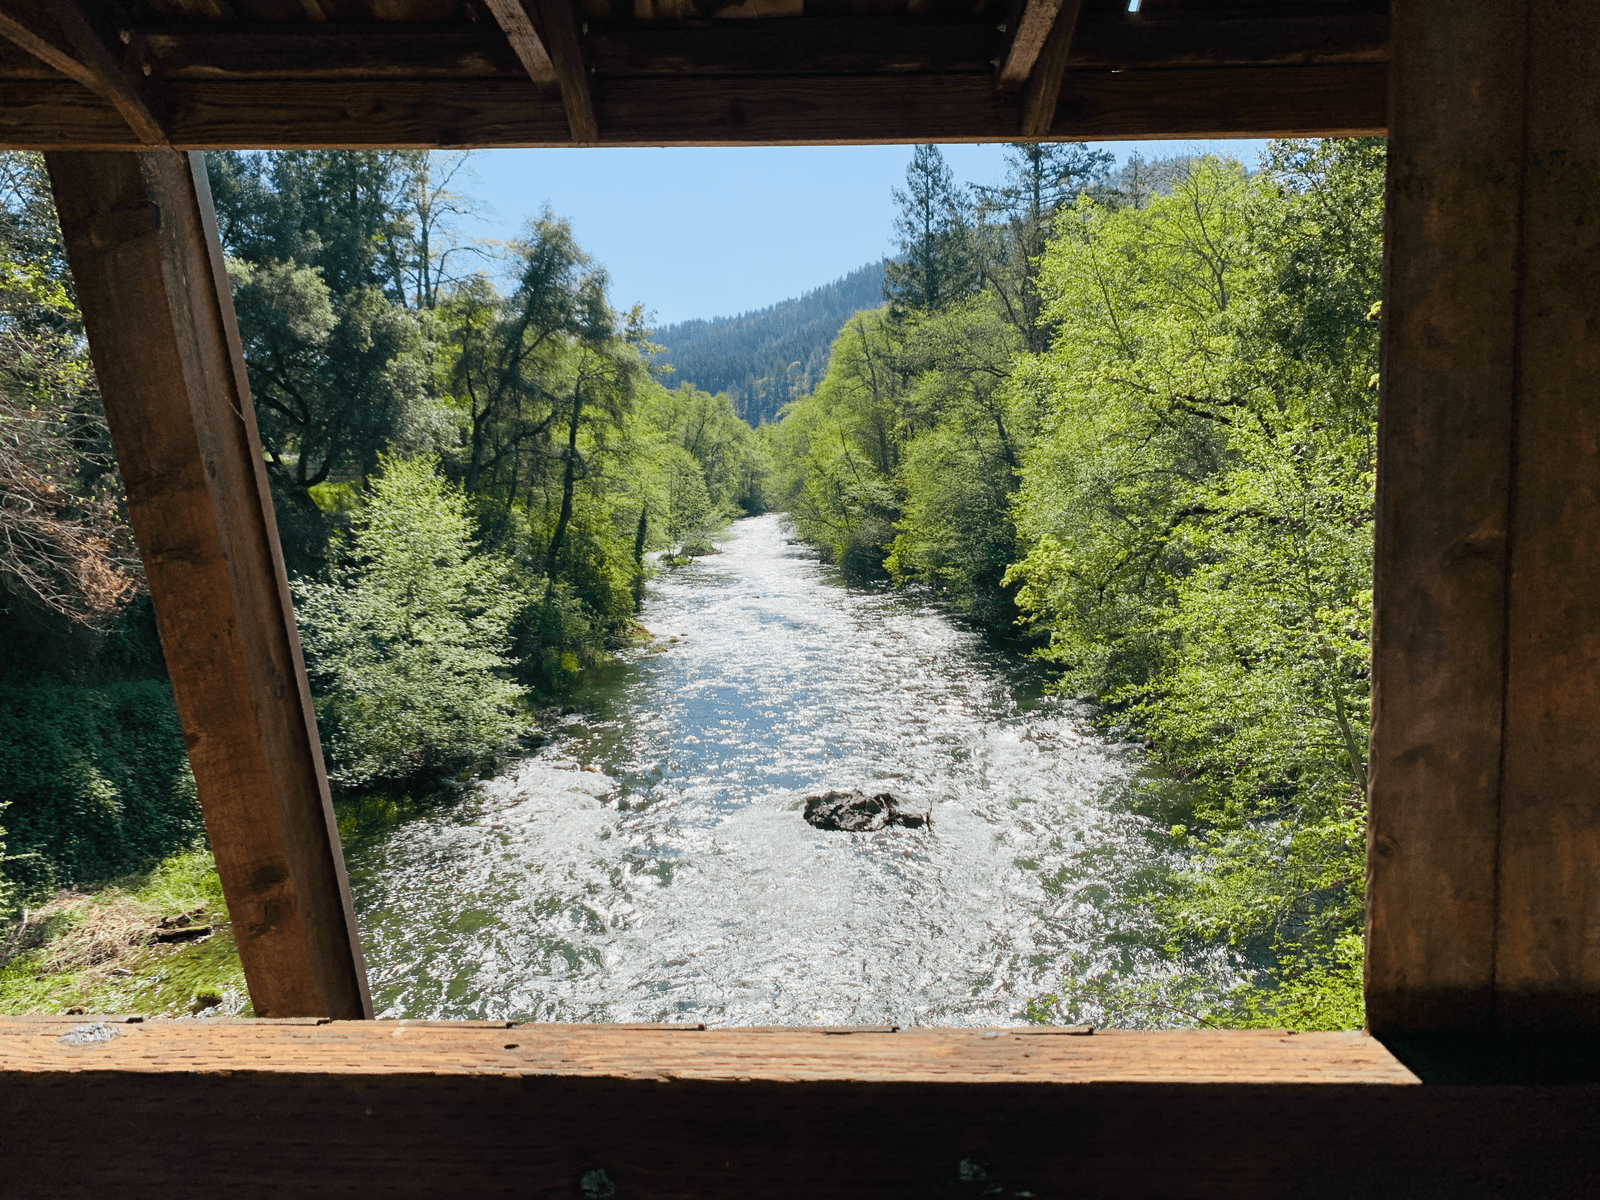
[802,789,930,832]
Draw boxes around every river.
[341,513,1155,1026]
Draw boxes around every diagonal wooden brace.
[45,150,371,1021]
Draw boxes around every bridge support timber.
[1368,0,1600,1036]
[44,150,371,1022]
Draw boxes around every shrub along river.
[340,514,1164,1026]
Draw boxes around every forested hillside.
[771,139,1383,1029]
[651,261,885,424]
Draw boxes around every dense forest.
[772,139,1382,1027]
[2,139,1383,1033]
[0,149,767,908]
[650,261,885,425]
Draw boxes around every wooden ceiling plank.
[81,14,1390,83]
[589,17,1002,77]
[1067,12,1388,70]
[1020,0,1080,137]
[140,25,524,79]
[0,64,1389,149]
[485,0,598,142]
[996,0,1063,90]
[0,0,167,144]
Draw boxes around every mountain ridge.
[650,260,886,425]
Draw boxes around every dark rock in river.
[802,790,930,832]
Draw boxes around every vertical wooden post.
[1370,1,1600,1034]
[46,150,372,1020]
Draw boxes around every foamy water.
[344,514,1149,1025]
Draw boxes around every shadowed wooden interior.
[0,0,1388,148]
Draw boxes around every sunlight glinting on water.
[345,514,1142,1025]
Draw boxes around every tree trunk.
[545,383,583,577]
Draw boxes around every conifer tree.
[883,145,977,315]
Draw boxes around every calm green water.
[342,514,1149,1025]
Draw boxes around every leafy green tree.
[295,455,525,789]
[1003,143,1383,1028]
[208,150,417,302]
[209,151,459,576]
[770,309,912,574]
[971,142,1112,352]
[229,259,434,504]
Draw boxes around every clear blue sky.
[459,140,1271,327]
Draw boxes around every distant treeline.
[650,261,885,425]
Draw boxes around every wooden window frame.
[5,1,1600,1192]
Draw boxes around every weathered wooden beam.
[996,0,1065,90]
[109,14,1386,81]
[0,64,1386,149]
[136,23,525,79]
[1066,12,1389,70]
[2,1019,1597,1196]
[43,150,372,1021]
[0,0,165,144]
[529,0,599,143]
[1020,0,1081,138]
[1369,0,1600,1034]
[592,16,1002,77]
[481,0,557,85]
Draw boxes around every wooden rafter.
[485,0,597,143]
[996,0,1064,91]
[480,0,555,84]
[0,0,165,144]
[1019,0,1081,137]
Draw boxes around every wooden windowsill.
[0,1017,1418,1084]
[4,1017,1596,1197]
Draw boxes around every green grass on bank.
[0,848,249,1018]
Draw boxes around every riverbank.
[0,848,249,1018]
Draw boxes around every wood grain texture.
[0,1018,1418,1083]
[43,151,371,1021]
[139,24,529,78]
[1020,0,1079,136]
[1492,0,1600,1031]
[0,77,138,147]
[1368,0,1521,1036]
[483,0,559,83]
[996,0,1063,89]
[1370,0,1600,1035]
[1,1019,1597,1198]
[0,0,167,143]
[84,14,1387,81]
[589,16,1000,76]
[1066,12,1389,69]
[0,64,1384,148]
[530,0,598,142]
